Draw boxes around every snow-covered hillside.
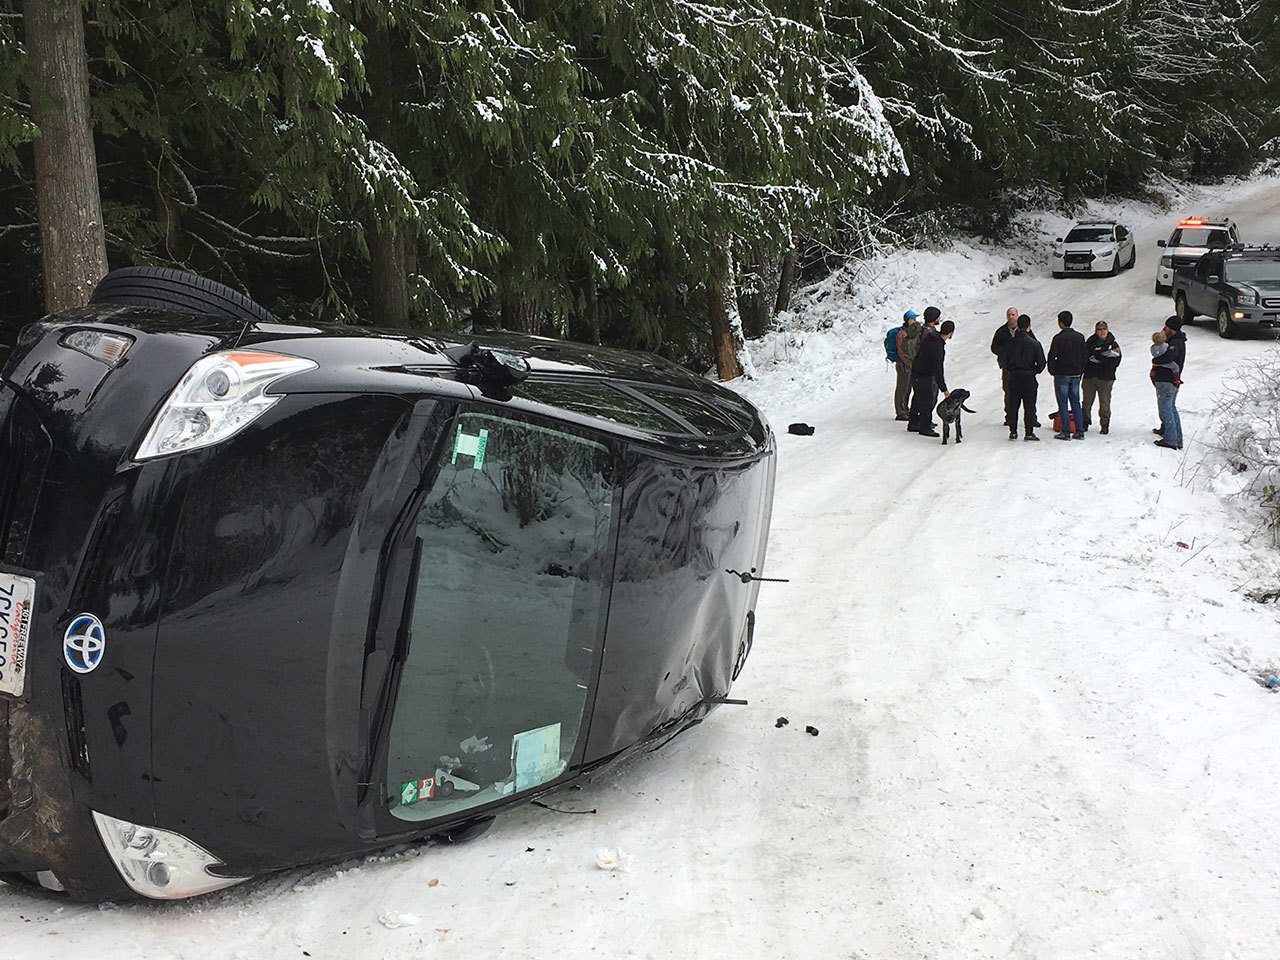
[4,176,1280,960]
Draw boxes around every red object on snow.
[1176,541,1190,549]
[1050,411,1079,434]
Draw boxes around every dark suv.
[1173,246,1280,337]
[0,270,775,901]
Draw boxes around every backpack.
[884,326,902,364]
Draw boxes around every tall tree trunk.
[737,242,772,340]
[25,0,107,314]
[501,294,541,333]
[773,250,796,316]
[369,222,410,327]
[708,243,744,381]
[363,22,411,328]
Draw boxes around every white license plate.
[1067,264,1089,271]
[0,571,36,697]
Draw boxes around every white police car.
[1154,217,1239,295]
[1051,220,1136,278]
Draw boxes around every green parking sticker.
[451,426,489,469]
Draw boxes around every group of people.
[885,304,1188,447]
[887,306,956,437]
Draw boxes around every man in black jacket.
[908,311,953,437]
[1047,310,1088,440]
[1004,314,1046,441]
[1082,320,1121,434]
[991,306,1019,427]
[1153,316,1186,449]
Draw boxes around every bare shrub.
[1215,351,1280,546]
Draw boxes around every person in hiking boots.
[1152,316,1187,450]
[991,305,1020,428]
[899,309,925,420]
[1083,320,1121,434]
[889,309,920,421]
[1047,310,1087,440]
[908,310,952,437]
[1004,314,1046,441]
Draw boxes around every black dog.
[935,389,975,445]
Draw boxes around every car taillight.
[134,350,316,460]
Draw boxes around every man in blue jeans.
[1047,310,1087,440]
[1152,316,1186,450]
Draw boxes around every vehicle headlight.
[1097,246,1115,256]
[1237,290,1259,305]
[1160,256,1173,268]
[135,350,316,460]
[93,811,249,899]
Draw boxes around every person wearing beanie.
[1004,314,1046,440]
[1152,315,1187,449]
[1083,320,1122,434]
[892,310,921,421]
[1047,309,1088,440]
[908,312,953,436]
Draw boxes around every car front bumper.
[1228,304,1280,328]
[1055,252,1117,275]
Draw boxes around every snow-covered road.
[5,180,1280,959]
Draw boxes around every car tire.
[1126,247,1136,269]
[1107,257,1119,277]
[1175,292,1194,323]
[1052,271,1065,279]
[1217,305,1237,339]
[1155,282,1170,296]
[89,266,277,325]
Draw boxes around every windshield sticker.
[400,777,436,806]
[451,426,489,469]
[512,723,564,792]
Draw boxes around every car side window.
[1116,227,1128,240]
[385,410,615,822]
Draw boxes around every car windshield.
[386,411,614,822]
[1065,227,1113,243]
[1225,260,1280,285]
[1170,228,1230,248]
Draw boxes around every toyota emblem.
[64,614,106,674]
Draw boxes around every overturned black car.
[0,270,775,901]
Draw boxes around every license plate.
[0,571,36,697]
[1067,264,1089,271]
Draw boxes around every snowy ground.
[6,177,1280,959]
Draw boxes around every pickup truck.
[1172,246,1280,338]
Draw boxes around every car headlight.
[1097,246,1115,256]
[93,811,249,899]
[1237,289,1259,306]
[1160,256,1173,268]
[135,350,316,460]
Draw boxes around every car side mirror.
[1157,240,1166,247]
[1055,238,1062,243]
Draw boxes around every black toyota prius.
[0,269,775,901]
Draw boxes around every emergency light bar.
[1178,218,1205,226]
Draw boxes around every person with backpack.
[888,310,920,421]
